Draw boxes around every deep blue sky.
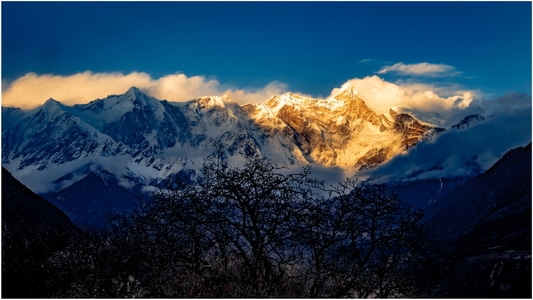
[2,1,531,98]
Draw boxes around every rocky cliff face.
[245,85,442,169]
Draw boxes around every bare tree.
[299,180,427,297]
[45,149,429,298]
[190,151,321,296]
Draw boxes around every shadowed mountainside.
[423,143,531,298]
[2,167,78,297]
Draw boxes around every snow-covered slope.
[2,98,126,175]
[3,84,528,228]
[244,84,443,170]
[2,84,444,192]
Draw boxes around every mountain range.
[2,84,530,227]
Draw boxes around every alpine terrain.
[2,83,530,228]
[3,83,446,227]
[2,83,531,298]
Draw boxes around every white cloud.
[1,71,289,109]
[146,73,222,101]
[2,72,153,109]
[377,62,460,77]
[4,71,524,130]
[328,75,480,125]
[223,81,289,105]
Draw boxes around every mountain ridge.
[3,85,529,228]
[3,85,444,173]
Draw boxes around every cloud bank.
[328,75,480,126]
[2,70,528,129]
[363,105,532,183]
[1,71,289,109]
[377,62,460,77]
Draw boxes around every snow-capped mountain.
[2,98,125,171]
[2,84,443,190]
[244,84,443,170]
[2,84,529,227]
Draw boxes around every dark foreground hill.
[423,143,532,298]
[2,167,78,297]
